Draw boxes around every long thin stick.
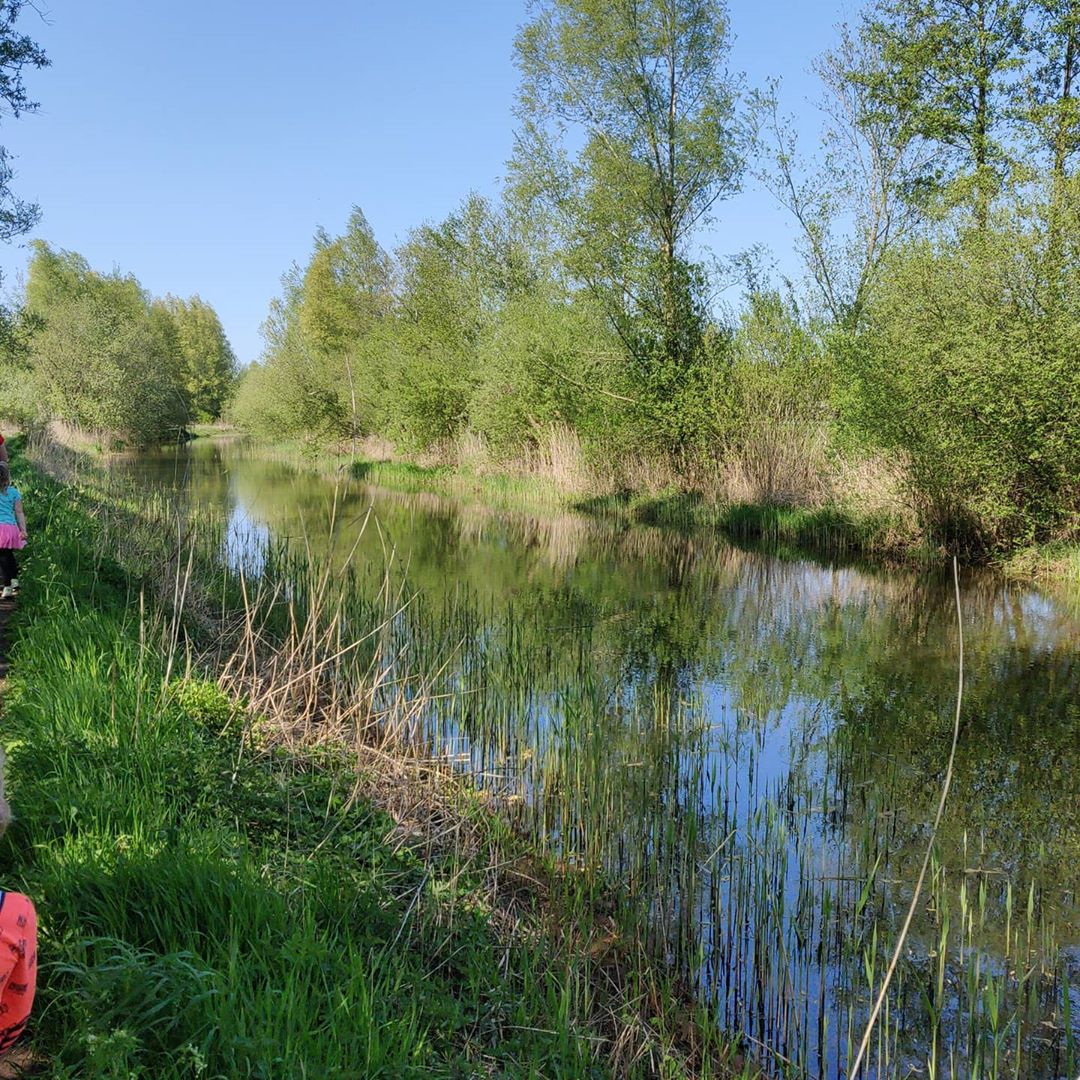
[849,556,965,1077]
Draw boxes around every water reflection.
[114,438,1080,1079]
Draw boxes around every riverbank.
[224,434,920,549]
[227,433,1080,591]
[0,436,747,1078]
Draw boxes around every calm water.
[116,438,1080,1080]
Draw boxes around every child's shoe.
[0,587,13,600]
[9,578,18,593]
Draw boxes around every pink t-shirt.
[0,891,36,1052]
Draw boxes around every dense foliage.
[231,199,635,457]
[165,295,238,422]
[5,242,237,444]
[841,191,1080,548]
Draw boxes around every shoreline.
[0,433,749,1078]
[194,431,1080,599]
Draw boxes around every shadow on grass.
[572,489,708,529]
[574,488,934,569]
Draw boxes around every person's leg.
[0,550,14,588]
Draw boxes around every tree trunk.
[1054,10,1077,178]
[663,23,681,367]
[974,4,991,230]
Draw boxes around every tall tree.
[164,295,238,421]
[384,195,529,447]
[236,211,396,443]
[297,208,394,442]
[238,263,341,439]
[512,0,743,384]
[859,0,1027,226]
[1021,0,1080,178]
[398,194,531,354]
[298,207,394,357]
[753,21,931,325]
[24,243,188,444]
[0,1,48,245]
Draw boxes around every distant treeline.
[231,0,1080,556]
[3,241,236,443]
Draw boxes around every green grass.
[350,458,569,510]
[572,489,933,563]
[1001,540,1080,585]
[0,441,736,1078]
[228,436,571,514]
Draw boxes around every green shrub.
[841,208,1080,551]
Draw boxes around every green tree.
[858,0,1027,226]
[298,209,394,442]
[0,1,48,245]
[753,22,932,326]
[384,195,532,448]
[1020,0,1080,179]
[253,263,349,439]
[164,295,238,421]
[24,242,188,444]
[843,190,1080,549]
[712,291,832,503]
[298,208,394,356]
[229,360,281,436]
[512,0,743,434]
[236,211,395,444]
[470,286,628,455]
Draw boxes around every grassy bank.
[233,434,573,514]
[1000,541,1080,591]
[219,434,923,559]
[227,434,1080,589]
[0,438,744,1078]
[571,491,930,561]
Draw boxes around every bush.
[842,211,1080,551]
[469,290,628,456]
[714,292,832,502]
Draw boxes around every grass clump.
[572,489,926,563]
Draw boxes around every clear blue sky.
[0,1,848,366]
